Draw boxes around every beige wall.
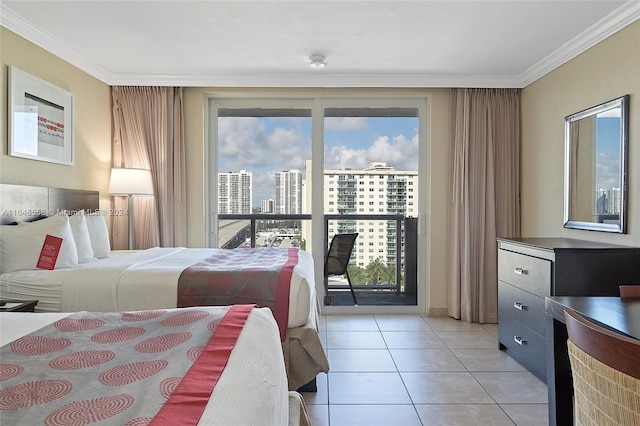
[521,20,640,245]
[0,28,112,212]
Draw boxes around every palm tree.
[364,258,388,286]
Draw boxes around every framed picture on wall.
[8,66,74,165]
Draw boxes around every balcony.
[217,213,418,306]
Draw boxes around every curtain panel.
[112,86,187,250]
[447,88,521,323]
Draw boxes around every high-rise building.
[218,170,252,214]
[275,170,302,214]
[315,161,418,269]
[595,187,621,215]
[261,198,275,213]
[610,187,621,214]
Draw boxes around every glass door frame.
[206,92,430,315]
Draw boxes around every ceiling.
[2,1,639,88]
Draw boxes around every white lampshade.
[109,168,153,195]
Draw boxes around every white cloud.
[325,131,418,171]
[596,151,620,189]
[217,117,268,170]
[218,117,310,173]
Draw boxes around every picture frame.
[8,66,74,165]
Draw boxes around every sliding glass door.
[207,95,427,313]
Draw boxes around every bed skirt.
[282,301,329,391]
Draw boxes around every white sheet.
[1,247,314,328]
[0,307,289,426]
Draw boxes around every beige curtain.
[447,88,521,323]
[112,86,187,249]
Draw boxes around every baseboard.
[427,307,448,317]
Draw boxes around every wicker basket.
[568,339,640,425]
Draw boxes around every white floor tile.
[328,372,412,404]
[300,315,549,425]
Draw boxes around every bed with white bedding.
[0,306,309,425]
[1,247,315,330]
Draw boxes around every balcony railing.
[217,213,417,298]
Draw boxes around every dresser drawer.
[498,249,551,296]
[498,320,546,380]
[498,281,545,336]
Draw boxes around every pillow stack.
[0,212,111,273]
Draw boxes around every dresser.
[497,237,640,382]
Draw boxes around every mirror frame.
[563,94,629,233]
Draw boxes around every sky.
[218,115,419,207]
[595,115,621,190]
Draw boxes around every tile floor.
[301,314,549,426]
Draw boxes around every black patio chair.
[324,233,359,305]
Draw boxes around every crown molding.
[519,0,640,87]
[2,1,638,88]
[0,3,113,83]
[106,72,525,88]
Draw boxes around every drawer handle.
[514,267,528,275]
[513,302,527,311]
[514,336,526,346]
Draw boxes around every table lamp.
[108,168,153,249]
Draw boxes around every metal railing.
[217,213,415,294]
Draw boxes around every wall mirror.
[564,94,629,233]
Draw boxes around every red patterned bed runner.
[150,304,253,425]
[177,247,298,340]
[0,305,253,426]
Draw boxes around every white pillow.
[0,215,79,273]
[68,210,95,263]
[85,213,111,258]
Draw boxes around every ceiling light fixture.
[309,54,327,69]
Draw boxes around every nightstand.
[0,300,38,312]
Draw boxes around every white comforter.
[2,247,314,328]
[0,307,289,426]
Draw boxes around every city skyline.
[218,115,418,207]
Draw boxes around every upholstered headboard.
[0,184,99,225]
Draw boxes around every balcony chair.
[324,233,359,305]
[564,308,640,426]
[619,285,640,298]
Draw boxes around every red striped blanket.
[177,247,298,340]
[0,305,254,425]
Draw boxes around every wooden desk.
[545,296,640,426]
